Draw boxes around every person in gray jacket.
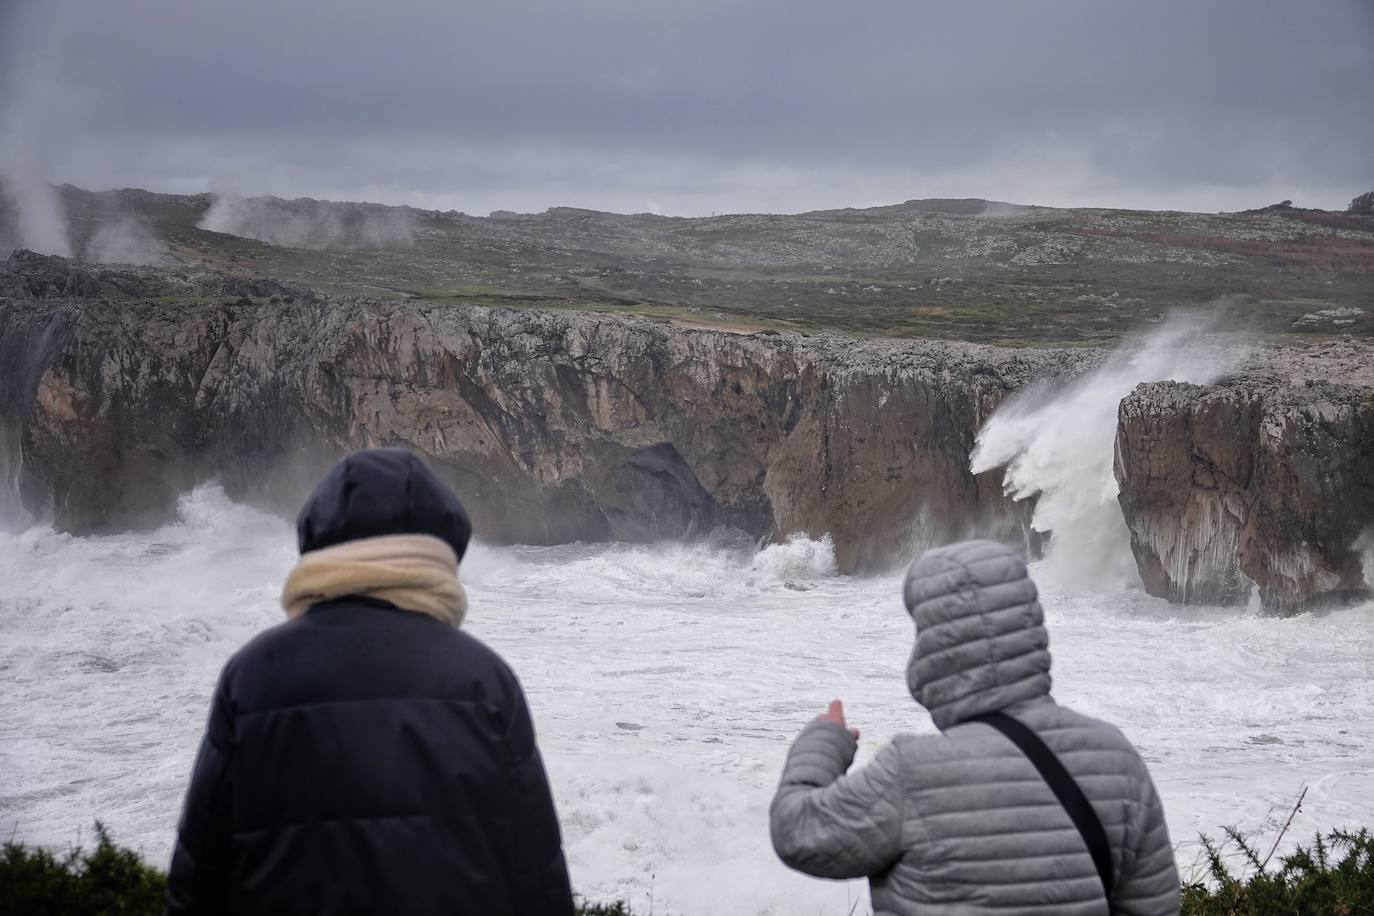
[770,539,1180,915]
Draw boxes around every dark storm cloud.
[3,0,1372,214]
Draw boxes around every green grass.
[33,183,1370,348]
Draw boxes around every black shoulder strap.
[969,711,1115,903]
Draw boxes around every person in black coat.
[166,448,575,915]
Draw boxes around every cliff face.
[8,252,1370,606]
[0,305,72,526]
[1115,357,1374,611]
[1,254,1088,571]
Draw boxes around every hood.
[903,539,1051,730]
[296,448,472,560]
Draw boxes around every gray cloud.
[3,0,1372,216]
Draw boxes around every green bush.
[0,822,637,915]
[1181,827,1374,915]
[0,822,166,915]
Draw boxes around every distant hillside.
[1,184,1370,345]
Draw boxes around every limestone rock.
[1115,359,1374,611]
[0,259,1090,570]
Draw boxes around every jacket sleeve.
[494,671,575,916]
[1111,766,1181,916]
[166,671,236,916]
[769,720,905,879]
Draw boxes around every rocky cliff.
[7,251,1371,606]
[0,252,1088,571]
[1115,346,1374,611]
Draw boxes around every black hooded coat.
[166,449,574,915]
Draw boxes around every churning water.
[1,486,1371,914]
[1,320,1369,914]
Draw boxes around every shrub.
[1348,191,1374,215]
[1181,827,1374,915]
[0,822,638,915]
[0,822,166,915]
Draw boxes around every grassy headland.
[5,186,1368,347]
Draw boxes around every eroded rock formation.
[1,252,1086,571]
[7,251,1370,606]
[1115,351,1374,611]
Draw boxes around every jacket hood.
[296,449,472,560]
[903,539,1051,730]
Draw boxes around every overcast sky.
[2,0,1371,216]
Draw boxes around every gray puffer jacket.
[770,540,1179,915]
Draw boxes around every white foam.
[1,486,1371,914]
[470,533,838,604]
[972,316,1249,590]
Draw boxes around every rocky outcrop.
[0,302,72,526]
[1115,349,1374,611]
[0,249,307,302]
[0,255,1090,570]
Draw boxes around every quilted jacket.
[770,539,1179,915]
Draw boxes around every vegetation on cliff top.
[4,185,1370,347]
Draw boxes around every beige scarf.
[281,534,468,626]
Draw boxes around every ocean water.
[1,486,1371,915]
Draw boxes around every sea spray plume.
[198,193,417,250]
[83,215,170,266]
[0,174,72,258]
[0,181,22,253]
[0,85,72,258]
[0,422,32,532]
[0,6,79,258]
[1359,530,1374,594]
[970,315,1250,590]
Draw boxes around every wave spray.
[971,316,1248,590]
